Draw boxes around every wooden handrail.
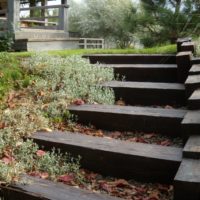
[0,9,7,15]
[20,4,69,11]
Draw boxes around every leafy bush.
[0,31,14,52]
[22,54,115,120]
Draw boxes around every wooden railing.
[79,38,104,49]
[19,4,69,31]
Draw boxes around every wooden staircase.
[1,40,200,200]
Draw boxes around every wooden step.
[0,175,119,200]
[189,64,200,75]
[183,135,200,159]
[174,159,200,200]
[191,58,200,65]
[103,81,185,106]
[104,64,177,82]
[188,89,200,110]
[68,104,186,135]
[32,131,182,183]
[185,75,200,97]
[83,54,176,64]
[182,111,200,136]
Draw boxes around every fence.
[79,38,104,49]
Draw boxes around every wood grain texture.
[83,54,176,64]
[189,64,200,75]
[102,81,185,106]
[103,64,177,82]
[1,175,119,200]
[69,104,186,135]
[188,89,200,110]
[174,159,200,200]
[32,131,182,183]
[182,111,200,136]
[183,135,200,159]
[185,75,200,97]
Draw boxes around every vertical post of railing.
[8,0,20,32]
[58,0,69,32]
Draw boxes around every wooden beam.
[32,131,182,183]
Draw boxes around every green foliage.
[0,53,23,98]
[12,44,177,58]
[69,0,138,48]
[22,54,115,121]
[0,31,14,52]
[140,0,200,44]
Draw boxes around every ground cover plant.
[0,51,178,199]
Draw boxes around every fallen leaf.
[40,172,49,179]
[160,140,171,146]
[110,131,121,139]
[73,99,85,105]
[1,156,14,164]
[38,128,53,132]
[144,133,156,139]
[113,179,130,188]
[36,150,46,157]
[165,105,173,109]
[58,174,74,184]
[0,122,5,129]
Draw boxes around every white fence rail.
[79,38,104,49]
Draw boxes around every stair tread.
[32,131,182,182]
[185,74,200,84]
[189,64,200,75]
[189,89,200,100]
[103,81,184,90]
[184,135,200,159]
[175,158,200,183]
[32,131,182,162]
[1,175,118,200]
[69,104,186,118]
[105,64,177,69]
[182,111,200,124]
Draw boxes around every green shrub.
[22,54,115,120]
[0,31,14,52]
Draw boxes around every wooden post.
[180,42,195,54]
[7,0,20,32]
[176,51,193,83]
[58,0,69,32]
[177,38,192,53]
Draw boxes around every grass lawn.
[12,44,176,58]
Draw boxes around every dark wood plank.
[174,159,200,200]
[83,54,176,64]
[182,111,200,136]
[176,52,192,83]
[183,135,200,159]
[104,64,177,82]
[180,42,195,53]
[32,131,182,183]
[177,38,192,52]
[1,175,118,200]
[185,74,200,98]
[102,81,185,106]
[68,104,186,135]
[189,64,200,75]
[188,89,200,110]
[191,58,200,65]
